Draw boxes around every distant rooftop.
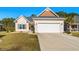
[74,16,79,23]
[0,23,3,25]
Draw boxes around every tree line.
[56,11,79,24]
[0,18,15,32]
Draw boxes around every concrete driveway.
[38,33,79,51]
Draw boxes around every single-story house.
[33,8,65,33]
[14,15,30,32]
[15,7,65,33]
[67,16,79,32]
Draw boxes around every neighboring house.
[0,23,4,31]
[15,15,29,32]
[15,7,65,33]
[69,16,79,32]
[33,8,65,33]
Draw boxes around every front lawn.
[71,32,79,37]
[0,32,40,51]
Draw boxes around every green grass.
[71,32,79,37]
[0,32,40,51]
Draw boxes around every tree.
[1,18,15,32]
[56,11,68,17]
[65,13,79,23]
[31,14,37,17]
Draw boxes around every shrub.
[71,32,79,37]
[65,31,71,34]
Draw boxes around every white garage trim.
[33,18,65,20]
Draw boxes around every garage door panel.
[37,23,61,33]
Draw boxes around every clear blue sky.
[0,7,79,20]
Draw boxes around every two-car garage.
[37,23,61,33]
[33,18,64,33]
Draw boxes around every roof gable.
[38,7,59,17]
[14,15,30,23]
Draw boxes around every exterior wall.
[15,16,29,32]
[71,23,79,32]
[34,20,64,33]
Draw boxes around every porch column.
[77,24,79,32]
[69,25,72,32]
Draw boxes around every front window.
[18,24,26,29]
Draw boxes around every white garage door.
[37,23,61,33]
